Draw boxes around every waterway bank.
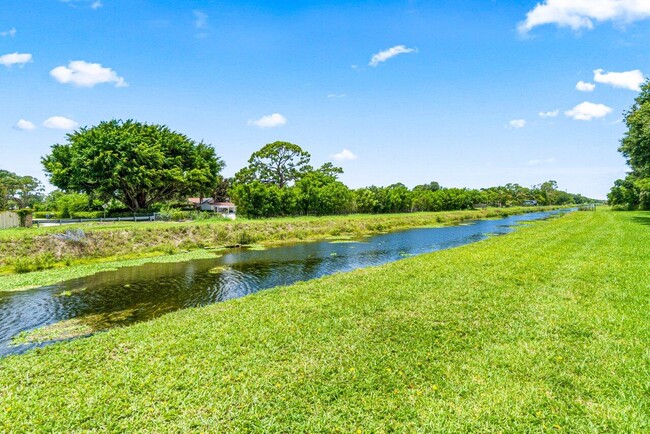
[1,209,570,357]
[0,206,562,292]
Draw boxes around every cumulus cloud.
[50,60,127,88]
[14,119,35,131]
[539,110,559,118]
[331,149,358,162]
[0,52,32,67]
[527,158,557,165]
[509,119,526,129]
[43,116,78,130]
[248,113,287,128]
[369,45,416,67]
[576,81,596,92]
[518,0,650,33]
[565,102,612,121]
[91,1,103,9]
[0,28,16,38]
[593,68,645,91]
[327,93,347,98]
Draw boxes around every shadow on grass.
[629,213,650,226]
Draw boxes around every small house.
[188,198,237,219]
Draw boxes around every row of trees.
[608,79,650,210]
[228,142,590,218]
[1,120,594,218]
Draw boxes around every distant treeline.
[230,142,593,218]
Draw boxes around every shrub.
[70,211,104,219]
[12,253,57,273]
[33,212,61,219]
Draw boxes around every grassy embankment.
[0,206,558,291]
[1,209,648,432]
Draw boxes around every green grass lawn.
[1,209,648,432]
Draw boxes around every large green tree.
[0,170,44,210]
[609,79,650,209]
[236,141,311,188]
[619,79,650,177]
[42,120,224,212]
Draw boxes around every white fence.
[0,211,20,229]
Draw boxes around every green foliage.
[610,79,650,209]
[1,211,649,431]
[41,191,98,218]
[213,175,232,202]
[0,169,44,210]
[12,253,56,273]
[294,169,353,215]
[42,119,225,212]
[619,79,650,177]
[236,141,311,188]
[230,181,284,218]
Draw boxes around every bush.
[12,253,57,273]
[33,212,61,219]
[70,211,104,219]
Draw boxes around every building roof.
[188,198,236,207]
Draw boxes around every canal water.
[0,209,571,357]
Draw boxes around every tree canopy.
[236,141,311,188]
[42,120,224,211]
[619,79,650,178]
[0,170,43,210]
[609,79,650,209]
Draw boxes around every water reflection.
[0,209,571,356]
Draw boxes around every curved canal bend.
[0,209,572,357]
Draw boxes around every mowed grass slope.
[1,210,649,432]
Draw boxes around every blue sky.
[1,0,649,199]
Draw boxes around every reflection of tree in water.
[1,209,569,357]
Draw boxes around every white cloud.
[327,93,347,98]
[248,113,287,128]
[0,28,16,38]
[526,158,557,165]
[593,68,645,91]
[576,81,596,92]
[565,102,612,121]
[369,45,416,67]
[14,119,35,131]
[60,0,102,8]
[331,149,358,162]
[43,116,78,130]
[50,60,127,88]
[194,10,208,29]
[518,0,650,33]
[0,52,32,67]
[539,110,559,118]
[509,119,526,129]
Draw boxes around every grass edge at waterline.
[0,206,564,291]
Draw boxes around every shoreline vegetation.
[1,209,648,431]
[0,206,563,292]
